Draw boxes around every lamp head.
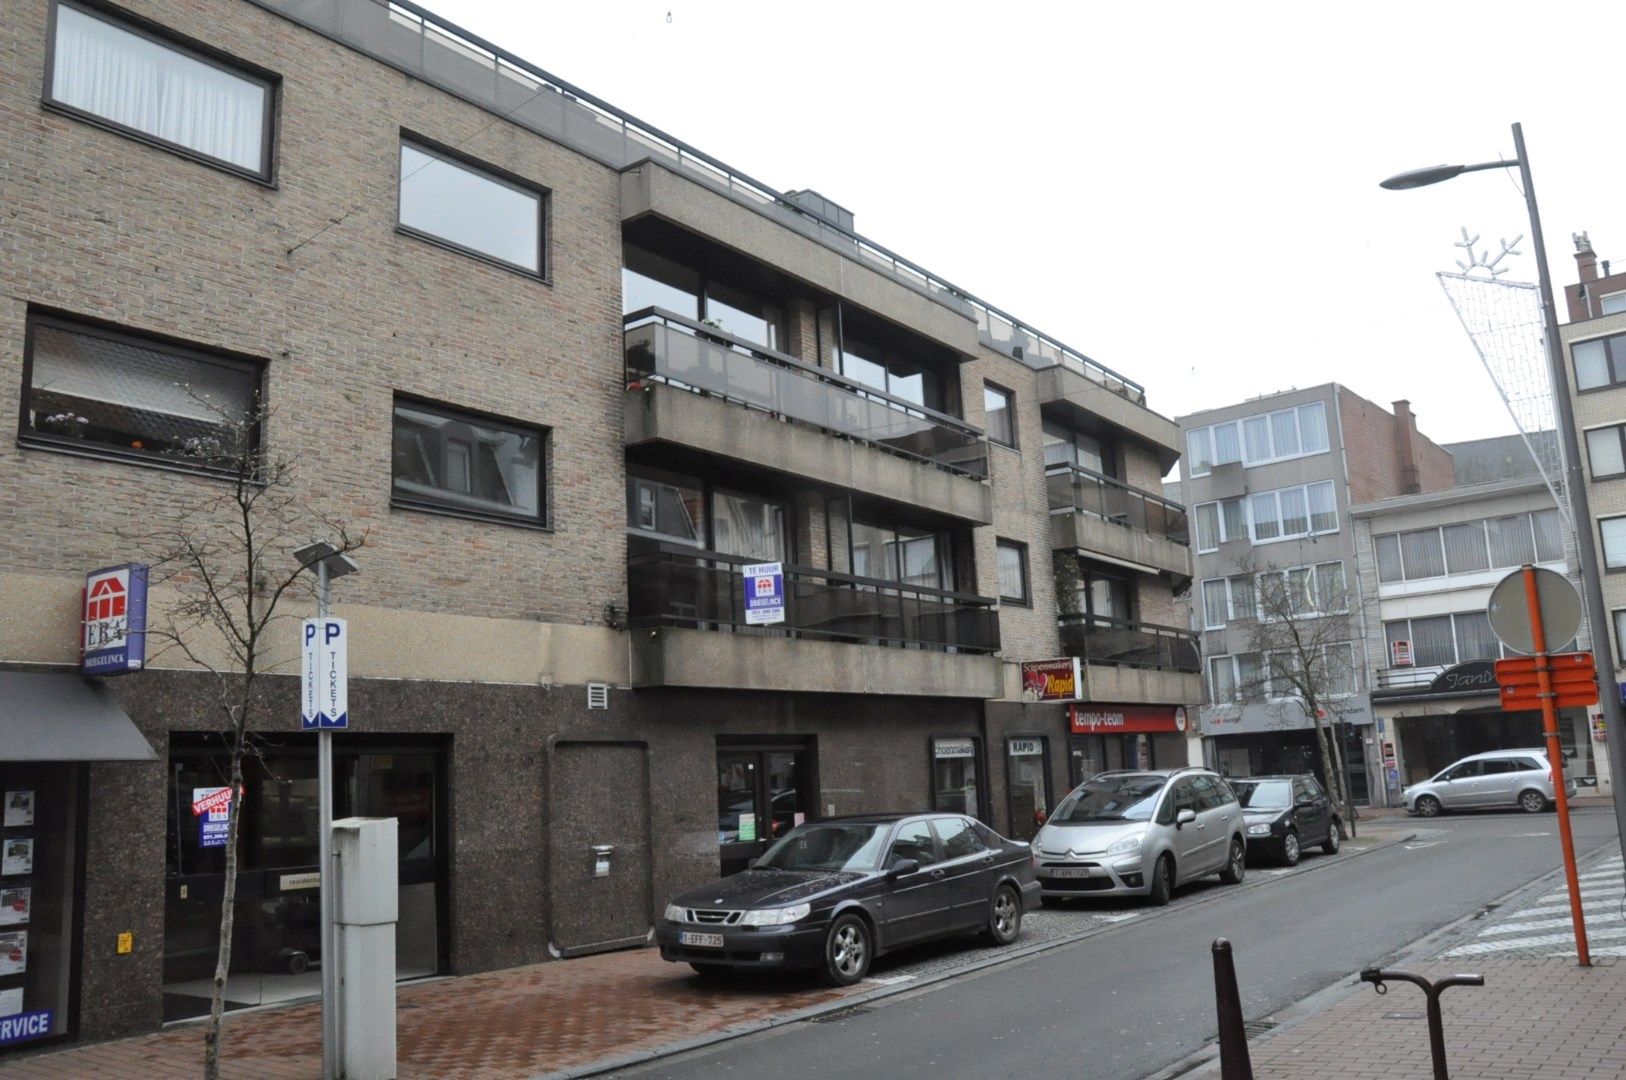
[1379,164,1467,190]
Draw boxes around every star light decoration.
[1453,226,1524,278]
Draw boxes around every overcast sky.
[449,0,1626,453]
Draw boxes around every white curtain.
[1442,522,1489,574]
[53,5,266,172]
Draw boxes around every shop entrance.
[1395,710,1545,784]
[1004,736,1051,841]
[163,735,447,1021]
[716,740,815,876]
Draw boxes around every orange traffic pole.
[1523,565,1590,966]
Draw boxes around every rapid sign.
[742,562,785,626]
[81,564,148,676]
[300,618,349,729]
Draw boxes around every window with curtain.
[1399,528,1446,579]
[996,539,1028,604]
[1602,517,1626,570]
[1442,522,1490,574]
[1187,428,1213,476]
[1407,615,1456,667]
[1532,508,1564,562]
[1586,424,1626,480]
[1376,534,1403,583]
[1323,643,1356,696]
[1202,580,1229,627]
[1235,653,1264,701]
[399,141,545,274]
[1487,514,1536,568]
[1298,403,1329,453]
[1279,488,1309,538]
[1452,611,1500,662]
[1195,503,1221,552]
[1221,498,1248,540]
[1228,575,1255,620]
[1251,492,1281,541]
[1384,621,1411,665]
[1208,656,1237,703]
[1314,562,1346,610]
[392,399,544,522]
[1243,416,1271,462]
[1307,482,1337,533]
[1213,422,1242,465]
[24,313,261,465]
[48,2,273,177]
[1270,409,1300,457]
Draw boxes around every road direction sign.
[301,618,349,729]
[1487,566,1582,654]
[1495,652,1601,710]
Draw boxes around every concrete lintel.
[1081,662,1202,707]
[1054,513,1193,580]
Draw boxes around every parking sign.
[300,618,349,729]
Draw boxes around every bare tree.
[1222,553,1358,839]
[121,397,363,1079]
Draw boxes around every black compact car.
[1232,775,1341,866]
[657,813,1040,986]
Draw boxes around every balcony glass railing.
[1045,465,1189,546]
[625,308,989,478]
[1059,614,1200,672]
[627,540,1000,654]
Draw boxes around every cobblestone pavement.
[1182,842,1626,1079]
[9,825,1410,1079]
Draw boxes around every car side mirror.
[1176,808,1197,827]
[887,858,920,880]
[1295,796,1314,807]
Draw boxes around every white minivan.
[1402,748,1574,816]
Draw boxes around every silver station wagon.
[1403,748,1575,816]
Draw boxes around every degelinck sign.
[80,563,147,676]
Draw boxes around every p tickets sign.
[300,618,348,729]
[81,563,148,676]
[742,562,785,626]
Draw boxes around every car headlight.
[663,903,687,923]
[738,903,811,928]
[1104,834,1143,857]
[1247,823,1272,836]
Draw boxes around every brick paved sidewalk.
[6,947,862,1080]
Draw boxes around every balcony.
[1046,465,1192,582]
[626,542,1002,698]
[1059,614,1203,706]
[624,309,993,523]
[1034,366,1182,474]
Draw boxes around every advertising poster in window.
[1,839,32,876]
[192,786,232,848]
[0,888,27,927]
[0,931,25,976]
[3,791,32,828]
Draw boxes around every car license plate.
[679,931,724,948]
[1048,866,1097,879]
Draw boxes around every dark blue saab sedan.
[657,812,1040,986]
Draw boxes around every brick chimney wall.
[1338,388,1456,502]
[1393,400,1420,494]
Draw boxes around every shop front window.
[0,766,78,1053]
[932,738,982,820]
[1005,738,1050,841]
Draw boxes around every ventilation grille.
[586,683,609,710]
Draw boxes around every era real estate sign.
[81,564,148,675]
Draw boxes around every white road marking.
[1480,913,1626,936]
[1443,923,1626,956]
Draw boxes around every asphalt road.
[611,809,1621,1080]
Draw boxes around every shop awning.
[0,671,156,762]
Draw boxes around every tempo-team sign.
[742,562,785,626]
[81,563,148,676]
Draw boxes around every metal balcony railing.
[627,540,1000,654]
[1059,614,1201,672]
[1045,464,1189,546]
[625,308,990,478]
[1376,666,1446,690]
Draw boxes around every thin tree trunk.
[1327,721,1355,838]
[1310,713,1352,839]
[203,730,247,1080]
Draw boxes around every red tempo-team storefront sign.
[1070,704,1189,735]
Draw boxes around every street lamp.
[292,540,358,1080]
[1381,122,1626,874]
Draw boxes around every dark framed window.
[930,737,984,822]
[1574,331,1626,391]
[391,397,546,526]
[20,312,262,469]
[44,0,277,181]
[398,136,547,277]
[1585,424,1626,480]
[1602,516,1626,572]
[996,539,1030,605]
[983,382,1016,447]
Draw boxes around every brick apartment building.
[0,0,1199,1050]
[1176,386,1453,802]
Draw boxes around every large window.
[1603,517,1626,571]
[46,1,274,179]
[996,539,1029,605]
[1194,497,1248,552]
[1256,561,1346,618]
[1249,481,1338,544]
[1043,421,1114,475]
[626,472,704,546]
[984,383,1016,447]
[1586,424,1626,480]
[1200,575,1255,628]
[1186,401,1327,476]
[391,399,545,524]
[399,139,545,275]
[621,246,783,351]
[1208,652,1264,704]
[1385,611,1507,668]
[22,313,261,466]
[1375,509,1565,583]
[1574,331,1626,391]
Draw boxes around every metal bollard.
[1212,939,1254,1080]
[1359,968,1484,1080]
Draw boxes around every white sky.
[448,0,1626,449]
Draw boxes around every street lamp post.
[1381,122,1626,868]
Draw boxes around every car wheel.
[1281,830,1301,866]
[983,884,1022,945]
[1414,795,1442,818]
[1148,854,1173,907]
[1519,789,1549,814]
[1322,822,1341,855]
[822,913,872,987]
[1219,838,1246,885]
[689,963,730,982]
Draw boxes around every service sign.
[0,1009,53,1047]
[742,563,785,626]
[1020,658,1083,702]
[300,618,349,729]
[81,564,148,676]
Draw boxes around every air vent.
[586,683,609,710]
